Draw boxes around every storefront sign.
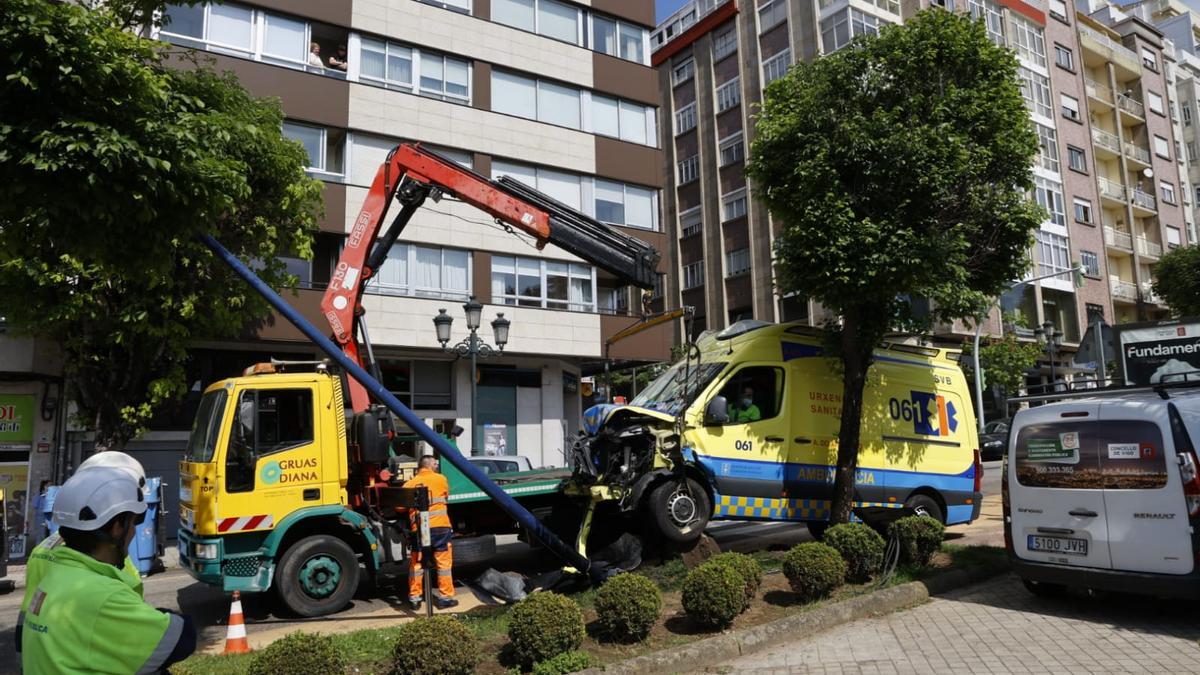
[0,394,34,451]
[1117,319,1200,386]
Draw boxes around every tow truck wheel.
[276,535,360,618]
[648,478,711,544]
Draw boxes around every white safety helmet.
[52,466,147,531]
[79,450,146,488]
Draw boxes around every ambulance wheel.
[276,535,360,618]
[904,494,944,524]
[648,478,711,544]
[805,522,828,540]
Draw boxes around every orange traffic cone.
[222,590,251,655]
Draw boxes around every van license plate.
[1028,535,1088,556]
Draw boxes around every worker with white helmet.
[21,466,196,673]
[16,452,147,658]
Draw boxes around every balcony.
[1131,188,1158,214]
[1110,277,1139,302]
[1141,282,1164,305]
[1085,77,1114,106]
[1078,25,1141,78]
[1136,235,1163,258]
[1092,128,1122,158]
[1104,225,1134,250]
[1118,94,1146,122]
[1097,176,1127,204]
[1123,142,1152,169]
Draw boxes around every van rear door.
[1099,402,1192,574]
[1009,404,1112,569]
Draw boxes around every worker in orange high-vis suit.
[402,449,458,611]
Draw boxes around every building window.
[675,103,697,135]
[492,256,595,311]
[595,179,657,230]
[1147,91,1166,116]
[762,49,791,85]
[680,208,702,238]
[716,78,742,113]
[722,189,748,221]
[1167,225,1183,247]
[759,0,787,33]
[1162,180,1177,204]
[1035,229,1071,277]
[678,155,700,184]
[1189,141,1198,164]
[1073,197,1093,224]
[419,52,471,102]
[591,15,649,64]
[1067,145,1087,173]
[361,38,412,90]
[821,8,891,54]
[282,121,345,178]
[726,248,751,277]
[1060,93,1081,122]
[1154,134,1171,158]
[1080,250,1100,278]
[1142,46,1159,71]
[380,359,455,410]
[1054,44,1073,71]
[1018,67,1053,119]
[1049,0,1068,20]
[373,244,471,301]
[492,71,653,145]
[683,261,705,290]
[419,0,471,13]
[1034,176,1065,226]
[1036,123,1059,173]
[1007,14,1046,69]
[719,133,745,166]
[1185,103,1193,126]
[713,26,738,61]
[493,0,582,45]
[969,0,1005,46]
[592,95,654,145]
[672,57,695,86]
[493,160,582,210]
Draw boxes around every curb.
[580,563,1010,675]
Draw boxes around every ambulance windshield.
[631,361,725,416]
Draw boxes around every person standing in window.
[328,44,349,71]
[308,42,325,69]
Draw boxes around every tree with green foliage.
[1152,245,1200,318]
[0,0,322,449]
[960,332,1043,394]
[748,9,1041,523]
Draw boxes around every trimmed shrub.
[781,542,845,602]
[246,632,344,675]
[681,562,744,630]
[507,592,586,667]
[530,651,596,675]
[594,573,662,643]
[707,552,762,610]
[390,615,479,675]
[825,522,885,583]
[888,515,945,567]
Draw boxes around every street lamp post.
[1034,321,1063,390]
[433,296,510,454]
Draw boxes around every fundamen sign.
[1116,319,1200,385]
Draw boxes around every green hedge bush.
[594,573,662,643]
[824,522,885,582]
[529,650,596,675]
[390,615,478,675]
[781,542,845,602]
[681,562,744,630]
[707,552,762,610]
[246,632,344,675]
[507,592,586,667]
[888,515,945,567]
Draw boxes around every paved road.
[718,573,1200,674]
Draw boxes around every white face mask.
[741,397,753,408]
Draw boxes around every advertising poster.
[482,424,508,457]
[0,463,30,560]
[1117,320,1200,385]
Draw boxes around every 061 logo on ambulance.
[888,390,959,437]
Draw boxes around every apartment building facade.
[654,0,1191,403]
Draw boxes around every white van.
[1003,387,1200,597]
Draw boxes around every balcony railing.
[1118,94,1146,118]
[1097,176,1126,201]
[1104,225,1133,250]
[1136,236,1163,258]
[1124,142,1151,164]
[1085,77,1114,103]
[1078,25,1142,64]
[1111,277,1139,301]
[1092,128,1121,153]
[1141,282,1163,304]
[1131,188,1158,211]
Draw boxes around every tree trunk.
[829,312,874,524]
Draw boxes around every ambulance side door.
[695,365,789,502]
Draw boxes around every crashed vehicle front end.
[567,404,682,512]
